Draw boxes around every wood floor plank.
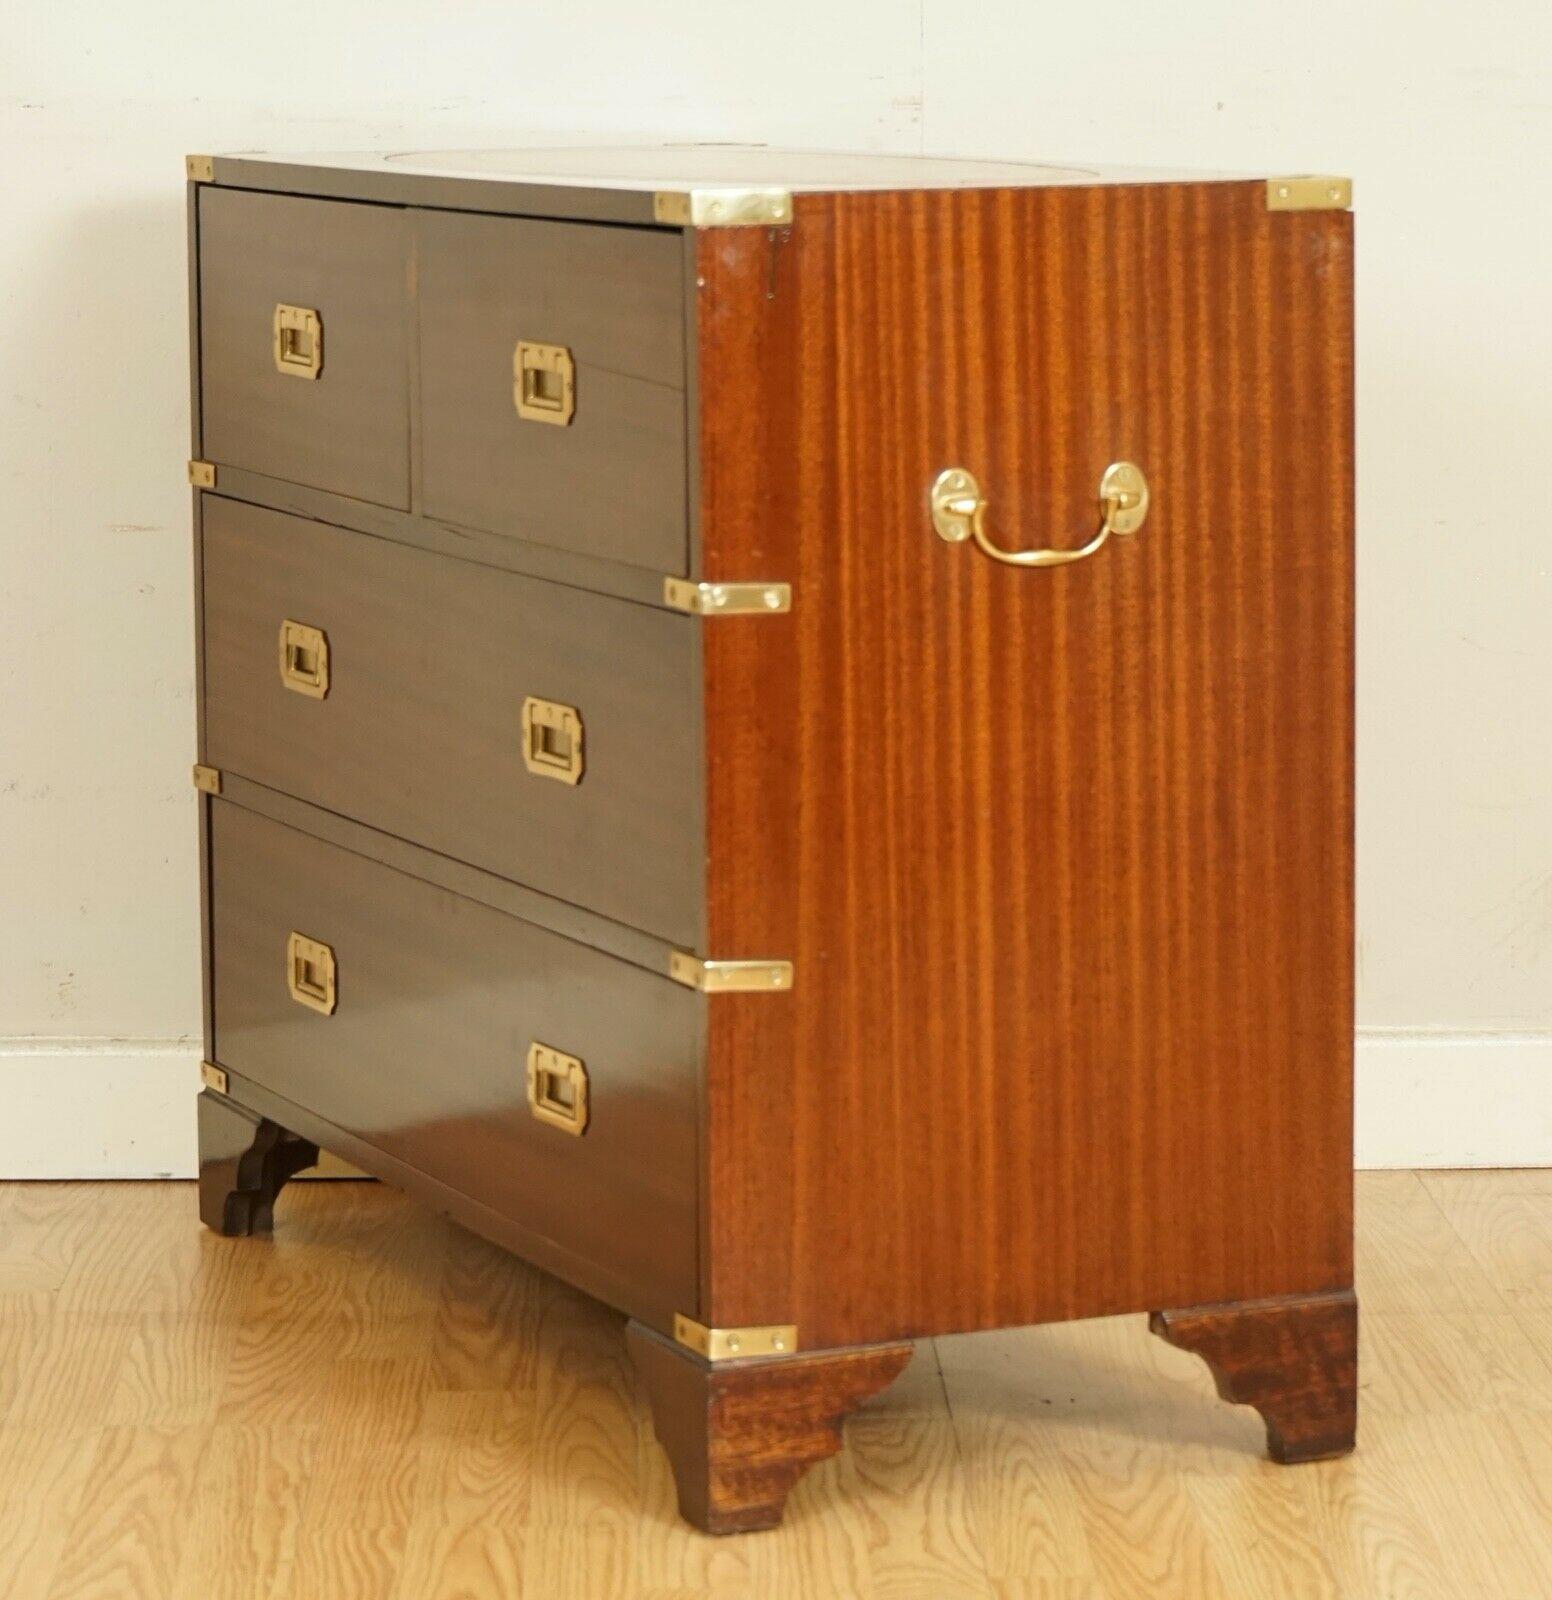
[1354,1180,1510,1313]
[280,1355,431,1600]
[169,1424,317,1600]
[0,1425,102,1597]
[1420,1167,1552,1201]
[429,1225,549,1393]
[45,1423,211,1600]
[0,1175,1547,1598]
[1426,1189,1552,1307]
[1184,1466,1345,1600]
[392,1391,530,1600]
[1385,1411,1552,1599]
[1048,1420,1239,1600]
[1297,1436,1458,1600]
[524,1290,641,1530]
[937,1332,1107,1587]
[1361,1309,1552,1421]
[844,1408,998,1599]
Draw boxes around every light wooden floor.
[1,1171,1550,1599]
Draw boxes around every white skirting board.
[0,1031,1550,1177]
[0,1039,355,1179]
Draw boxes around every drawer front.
[202,497,703,946]
[210,802,699,1315]
[199,189,410,509]
[417,210,686,574]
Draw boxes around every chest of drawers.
[187,147,1357,1533]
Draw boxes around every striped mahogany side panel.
[694,183,1354,1350]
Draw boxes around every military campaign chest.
[186,147,1357,1533]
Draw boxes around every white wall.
[3,1,1549,1173]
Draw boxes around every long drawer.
[209,801,700,1319]
[201,496,704,946]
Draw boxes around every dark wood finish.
[417,210,687,574]
[208,801,700,1324]
[626,1323,913,1534]
[694,183,1355,1346]
[1150,1290,1358,1463]
[187,157,1358,1533]
[188,177,215,1054]
[219,771,676,977]
[202,148,1263,226]
[205,466,673,610]
[202,496,703,947]
[199,189,410,508]
[196,1090,318,1236]
[216,1064,675,1325]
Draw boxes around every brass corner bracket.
[663,578,791,616]
[673,1314,798,1361]
[192,763,222,795]
[1266,175,1352,212]
[199,1061,229,1095]
[653,188,793,228]
[186,154,215,183]
[668,953,794,993]
[188,459,216,489]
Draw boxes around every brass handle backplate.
[287,932,337,1015]
[522,696,584,784]
[527,1042,589,1135]
[273,304,322,378]
[514,341,575,425]
[929,461,1150,568]
[279,620,329,698]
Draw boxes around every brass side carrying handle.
[929,461,1150,568]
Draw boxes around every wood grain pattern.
[208,801,700,1326]
[201,496,705,947]
[199,188,410,509]
[416,209,688,574]
[695,182,1355,1346]
[626,1321,912,1534]
[1149,1290,1358,1463]
[0,1173,1546,1597]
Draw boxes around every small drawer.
[209,802,698,1316]
[417,210,686,574]
[201,497,702,945]
[198,188,410,509]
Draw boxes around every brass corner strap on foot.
[199,1061,229,1095]
[192,764,222,795]
[673,1314,799,1361]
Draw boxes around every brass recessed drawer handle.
[279,620,329,699]
[287,932,337,1015]
[273,304,322,378]
[514,341,574,425]
[527,1042,589,1135]
[929,461,1150,568]
[521,696,583,784]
